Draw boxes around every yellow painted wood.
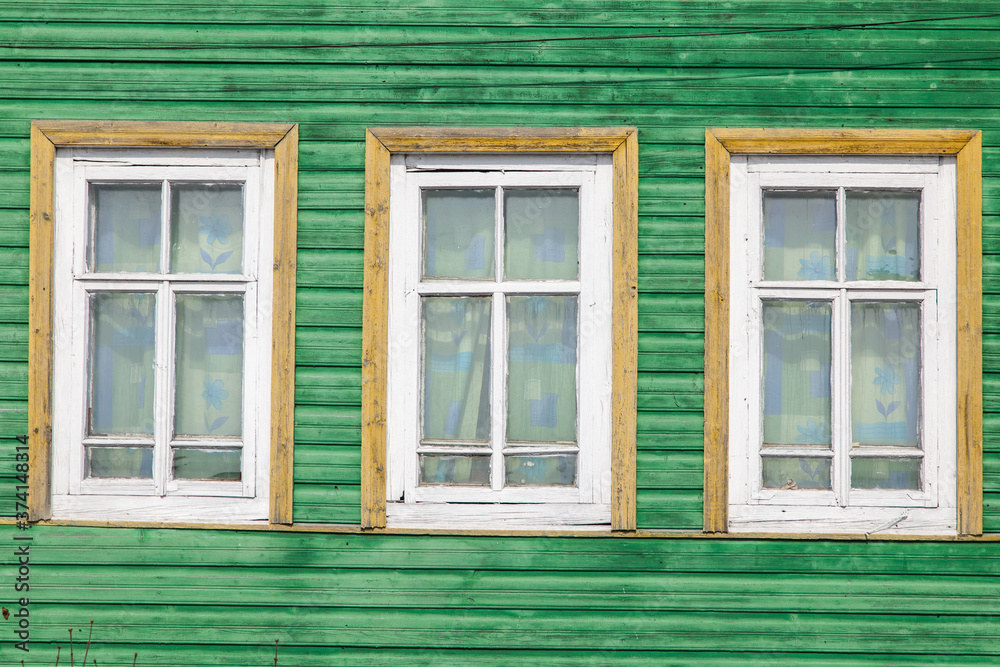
[611,130,638,532]
[702,130,730,534]
[363,127,638,531]
[371,126,634,153]
[31,120,295,148]
[956,131,983,536]
[710,128,979,156]
[703,128,983,535]
[361,130,390,529]
[27,122,55,522]
[269,124,299,525]
[28,121,298,525]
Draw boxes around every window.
[29,122,298,524]
[704,129,983,536]
[362,128,638,531]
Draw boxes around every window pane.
[89,293,156,436]
[419,454,490,486]
[762,457,831,490]
[422,189,495,279]
[851,457,921,490]
[761,301,832,448]
[90,183,161,273]
[763,191,836,281]
[505,454,577,486]
[172,448,241,481]
[504,189,579,280]
[422,297,492,441]
[851,302,920,448]
[174,294,244,438]
[846,191,920,281]
[86,446,153,479]
[507,296,577,443]
[170,183,244,274]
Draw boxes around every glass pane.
[422,297,491,441]
[419,454,490,486]
[423,189,495,279]
[89,293,156,436]
[507,296,577,443]
[175,295,244,438]
[761,301,832,448]
[851,302,920,448]
[763,191,836,281]
[762,457,831,490]
[170,183,244,274]
[90,183,161,273]
[846,191,920,281]
[504,189,579,280]
[851,457,921,490]
[86,447,153,479]
[172,448,241,481]
[505,454,576,486]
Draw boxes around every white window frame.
[728,155,958,535]
[50,147,274,523]
[386,153,614,529]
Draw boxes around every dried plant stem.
[82,620,94,666]
[274,639,279,666]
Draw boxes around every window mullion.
[834,288,851,506]
[490,291,506,492]
[154,282,173,497]
[160,180,170,274]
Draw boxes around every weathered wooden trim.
[711,128,979,156]
[611,130,638,531]
[29,120,297,525]
[364,127,639,531]
[702,130,731,533]
[704,127,983,536]
[269,125,299,525]
[28,122,56,522]
[361,130,390,529]
[31,120,295,148]
[371,126,634,153]
[956,131,983,536]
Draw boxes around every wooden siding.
[0,1,998,662]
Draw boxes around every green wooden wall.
[1,1,998,663]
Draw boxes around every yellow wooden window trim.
[703,128,983,536]
[28,120,299,524]
[362,127,639,530]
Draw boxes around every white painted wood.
[387,155,613,527]
[51,149,274,522]
[406,154,599,170]
[728,155,958,534]
[747,155,940,173]
[387,502,611,529]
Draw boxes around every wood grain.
[27,122,55,522]
[269,124,299,525]
[956,131,983,536]
[361,130,390,529]
[702,129,730,533]
[372,127,634,153]
[711,128,979,156]
[611,130,638,532]
[31,120,295,147]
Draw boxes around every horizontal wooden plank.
[20,604,1000,653]
[34,566,1000,615]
